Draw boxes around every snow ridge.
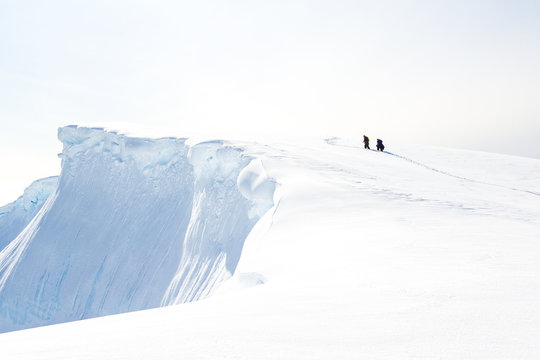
[325,137,540,197]
[0,126,276,333]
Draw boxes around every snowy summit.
[0,125,539,359]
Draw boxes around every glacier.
[0,126,276,333]
[1,129,539,359]
[0,176,58,251]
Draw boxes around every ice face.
[0,176,58,251]
[0,126,275,333]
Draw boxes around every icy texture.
[0,177,58,250]
[0,126,275,333]
[1,135,540,359]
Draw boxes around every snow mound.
[0,126,276,333]
[237,159,276,219]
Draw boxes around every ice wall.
[0,126,275,333]
[0,177,58,251]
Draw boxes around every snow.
[0,176,58,250]
[0,128,539,359]
[0,126,274,332]
[237,159,276,219]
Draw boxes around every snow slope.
[0,131,539,359]
[0,126,275,332]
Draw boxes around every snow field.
[0,132,539,359]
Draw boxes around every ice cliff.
[0,177,58,251]
[0,126,276,333]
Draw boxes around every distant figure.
[363,135,370,149]
[376,139,385,151]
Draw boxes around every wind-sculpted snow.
[1,135,540,359]
[0,126,275,333]
[0,177,58,251]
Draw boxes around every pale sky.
[1,0,539,204]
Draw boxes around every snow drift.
[0,126,276,333]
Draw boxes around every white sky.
[1,0,539,204]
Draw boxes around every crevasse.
[0,126,276,333]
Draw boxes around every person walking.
[363,135,370,149]
[376,139,385,151]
